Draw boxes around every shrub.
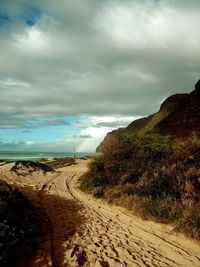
[79,132,200,239]
[79,156,108,194]
[176,204,200,239]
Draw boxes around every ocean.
[0,151,94,162]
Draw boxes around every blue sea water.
[0,151,94,162]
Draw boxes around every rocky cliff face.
[97,81,200,152]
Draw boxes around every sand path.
[0,160,200,267]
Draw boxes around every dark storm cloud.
[73,134,92,139]
[42,118,70,126]
[23,118,70,128]
[0,140,28,150]
[0,0,200,129]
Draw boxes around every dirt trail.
[0,160,200,267]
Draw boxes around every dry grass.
[44,157,76,169]
[79,133,200,240]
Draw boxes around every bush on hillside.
[80,132,200,239]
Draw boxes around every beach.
[0,159,200,267]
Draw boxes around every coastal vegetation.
[44,157,76,169]
[80,132,200,240]
[11,161,53,175]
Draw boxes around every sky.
[0,0,200,152]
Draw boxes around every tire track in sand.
[0,160,200,267]
[58,160,200,267]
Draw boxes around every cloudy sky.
[0,0,200,152]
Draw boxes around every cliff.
[97,80,200,152]
[154,80,200,137]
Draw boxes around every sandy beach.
[0,159,200,267]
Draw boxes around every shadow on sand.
[15,185,85,267]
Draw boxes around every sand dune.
[0,160,200,267]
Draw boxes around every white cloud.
[75,115,139,152]
[92,115,138,123]
[15,27,50,54]
[0,79,30,88]
[95,1,200,53]
[0,0,200,152]
[26,141,34,145]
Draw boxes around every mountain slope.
[140,93,188,134]
[154,80,200,137]
[97,81,199,152]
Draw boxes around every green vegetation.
[0,181,40,266]
[80,132,200,239]
[43,157,76,169]
[11,161,53,175]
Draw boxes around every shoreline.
[0,155,94,163]
[0,152,95,163]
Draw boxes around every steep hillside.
[126,115,153,131]
[92,80,200,241]
[97,81,200,152]
[96,128,125,153]
[140,93,188,134]
[97,116,153,152]
[154,80,200,137]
